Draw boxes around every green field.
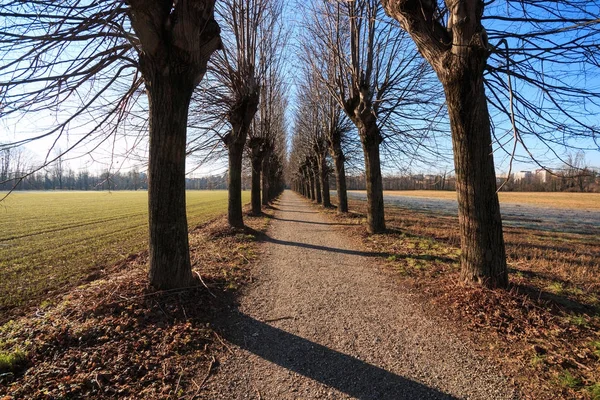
[0,191,249,312]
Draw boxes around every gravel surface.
[205,191,519,399]
[347,191,600,235]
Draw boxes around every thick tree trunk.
[227,142,245,228]
[360,125,386,233]
[147,78,193,289]
[225,90,259,229]
[330,139,348,213]
[314,169,322,204]
[251,156,262,215]
[320,155,331,207]
[445,79,507,288]
[381,0,507,288]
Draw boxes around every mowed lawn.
[0,191,249,311]
[375,190,600,211]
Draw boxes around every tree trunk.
[360,125,386,233]
[330,140,348,213]
[320,155,331,207]
[314,169,322,204]
[262,154,270,205]
[445,78,508,288]
[147,78,193,289]
[305,176,311,199]
[227,142,245,228]
[381,0,508,288]
[309,171,316,200]
[251,156,262,215]
[225,91,259,229]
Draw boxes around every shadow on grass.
[217,311,457,400]
[509,281,599,317]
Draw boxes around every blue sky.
[1,0,599,177]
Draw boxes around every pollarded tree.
[261,83,289,204]
[0,1,222,289]
[382,0,600,288]
[292,73,327,206]
[314,79,353,212]
[303,0,437,233]
[247,18,288,214]
[196,0,283,228]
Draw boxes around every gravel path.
[206,191,518,399]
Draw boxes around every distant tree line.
[499,170,600,193]
[339,174,457,192]
[339,167,600,193]
[0,146,268,192]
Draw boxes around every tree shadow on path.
[270,216,355,226]
[261,235,390,258]
[217,311,457,400]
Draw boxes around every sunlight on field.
[376,190,600,211]
[0,191,249,311]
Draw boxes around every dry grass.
[325,196,600,399]
[365,190,600,210]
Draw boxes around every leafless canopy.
[0,1,143,175]
[300,0,447,167]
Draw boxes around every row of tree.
[289,0,600,289]
[0,0,287,289]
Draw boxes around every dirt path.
[206,191,518,399]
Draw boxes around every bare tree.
[303,0,436,233]
[0,1,222,289]
[246,5,287,214]
[382,0,600,288]
[326,108,353,213]
[50,149,65,190]
[195,0,282,228]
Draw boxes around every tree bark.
[320,155,331,207]
[251,156,262,215]
[305,175,311,199]
[261,153,270,205]
[445,78,507,288]
[227,141,245,228]
[147,78,193,289]
[329,136,348,213]
[314,168,322,204]
[359,124,385,233]
[309,170,316,200]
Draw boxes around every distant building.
[534,168,552,183]
[514,171,533,181]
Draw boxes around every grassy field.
[0,191,249,312]
[367,190,600,211]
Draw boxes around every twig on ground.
[195,271,217,298]
[213,330,234,354]
[173,368,184,397]
[198,356,216,388]
[262,316,295,323]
